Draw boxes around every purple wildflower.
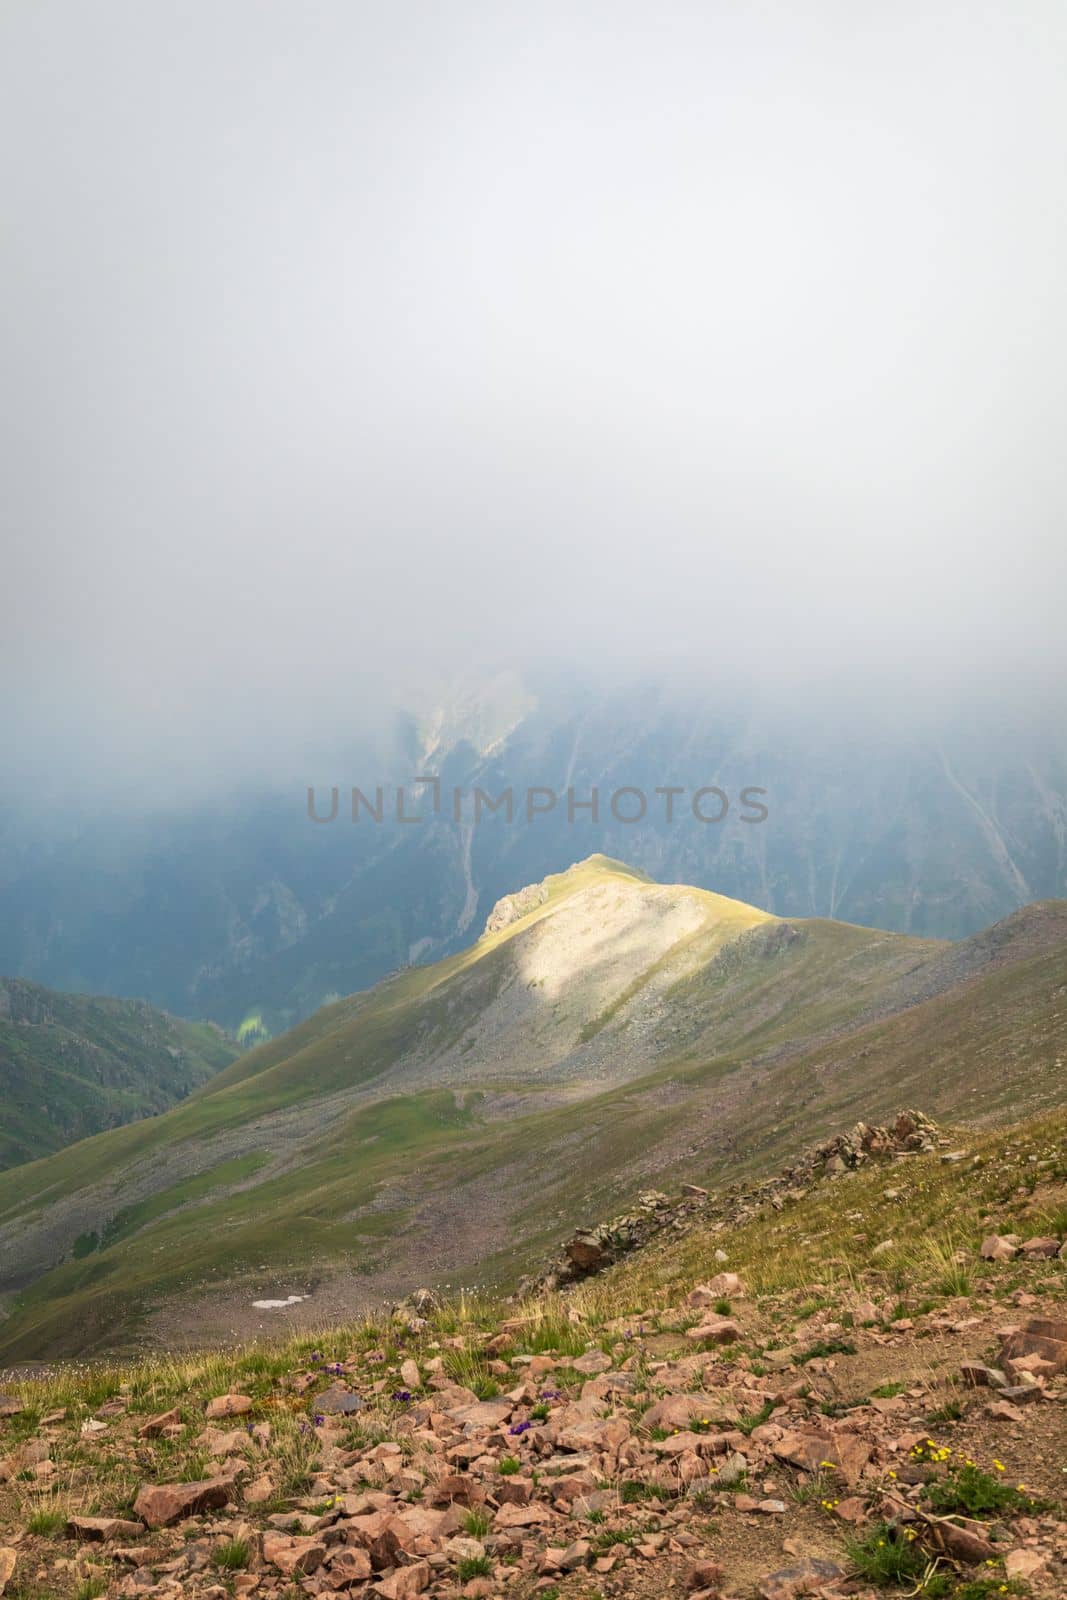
[392,1389,413,1404]
[509,1419,533,1436]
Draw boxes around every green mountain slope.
[0,857,1064,1361]
[0,979,238,1171]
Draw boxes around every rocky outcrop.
[525,1109,945,1292]
[482,881,549,934]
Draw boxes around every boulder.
[204,1394,253,1420]
[757,1557,845,1599]
[65,1516,143,1542]
[133,1476,234,1527]
[773,1427,870,1487]
[137,1407,182,1438]
[980,1236,1018,1261]
[314,1383,364,1415]
[998,1316,1067,1375]
[261,1531,326,1575]
[685,1315,741,1345]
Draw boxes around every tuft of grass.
[73,1577,109,1600]
[212,1538,249,1570]
[736,1400,775,1436]
[461,1508,491,1537]
[925,1398,963,1425]
[26,1506,67,1536]
[456,1554,492,1579]
[795,1337,856,1363]
[497,1456,521,1475]
[846,1522,930,1585]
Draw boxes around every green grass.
[26,1507,66,1536]
[0,982,238,1172]
[2,857,1065,1363]
[924,1463,1048,1518]
[846,1523,930,1586]
[456,1555,492,1579]
[212,1538,249,1570]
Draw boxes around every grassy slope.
[0,1106,1062,1600]
[0,862,1063,1361]
[0,980,237,1170]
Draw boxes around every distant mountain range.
[1,854,1063,1360]
[0,979,237,1170]
[1,676,1065,1033]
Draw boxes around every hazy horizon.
[4,3,1066,804]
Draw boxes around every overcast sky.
[3,2,1066,797]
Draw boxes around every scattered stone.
[999,1316,1067,1375]
[133,1476,234,1527]
[685,1315,741,1345]
[1020,1235,1060,1257]
[757,1557,845,1599]
[261,1531,326,1575]
[1004,1548,1047,1580]
[137,1407,182,1438]
[985,1398,1025,1423]
[773,1428,870,1487]
[980,1235,1019,1261]
[936,1522,997,1563]
[314,1383,364,1415]
[686,1559,724,1590]
[65,1515,143,1541]
[204,1394,253,1420]
[960,1362,1006,1388]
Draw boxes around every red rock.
[1004,1549,1046,1581]
[571,1350,613,1374]
[261,1531,326,1575]
[980,1235,1018,1261]
[377,1560,430,1597]
[494,1477,531,1505]
[687,1274,744,1306]
[204,1394,253,1420]
[642,1393,737,1431]
[998,1317,1067,1375]
[137,1407,181,1438]
[773,1427,870,1487]
[686,1560,724,1591]
[832,1496,867,1525]
[65,1515,143,1542]
[325,1547,372,1583]
[757,1557,845,1599]
[430,1473,484,1506]
[686,1316,741,1345]
[1019,1236,1059,1258]
[133,1476,233,1527]
[985,1399,1025,1423]
[494,1500,555,1529]
[938,1522,997,1563]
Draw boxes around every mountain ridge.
[0,977,238,1172]
[0,858,1064,1360]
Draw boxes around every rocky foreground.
[0,1110,1063,1600]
